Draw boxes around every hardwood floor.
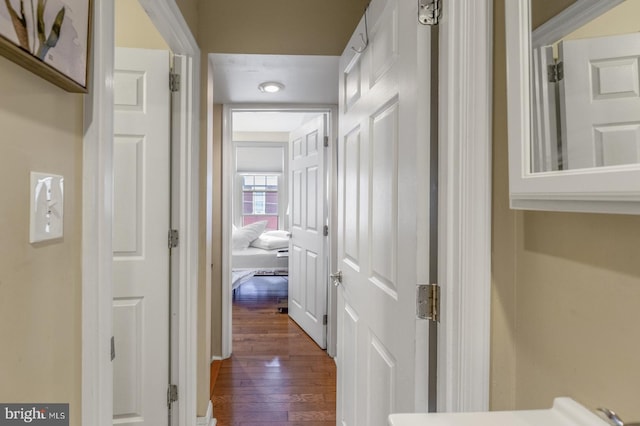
[212,276,336,426]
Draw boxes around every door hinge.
[548,61,564,83]
[418,0,441,25]
[417,283,440,322]
[170,73,180,92]
[323,225,329,236]
[324,136,329,147]
[168,229,179,248]
[167,384,178,407]
[323,314,328,325]
[110,336,115,361]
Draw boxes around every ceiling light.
[258,82,284,93]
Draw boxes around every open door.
[288,114,329,349]
[336,0,432,423]
[560,32,640,169]
[112,47,171,426]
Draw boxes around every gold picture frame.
[0,0,91,93]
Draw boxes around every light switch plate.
[30,172,64,243]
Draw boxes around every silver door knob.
[330,270,343,287]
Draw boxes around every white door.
[288,115,328,349]
[560,32,640,169]
[337,0,431,424]
[113,47,171,426]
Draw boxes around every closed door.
[336,0,432,424]
[112,47,171,426]
[560,32,640,168]
[288,115,328,349]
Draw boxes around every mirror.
[506,0,640,214]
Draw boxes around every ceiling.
[210,53,340,105]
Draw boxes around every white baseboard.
[211,355,223,362]
[196,400,216,426]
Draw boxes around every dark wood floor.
[212,276,337,426]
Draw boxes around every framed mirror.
[505,0,640,214]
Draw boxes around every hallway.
[211,276,336,425]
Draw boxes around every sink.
[388,398,610,426]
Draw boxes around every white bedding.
[232,246,288,269]
[231,246,288,290]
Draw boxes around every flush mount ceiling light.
[258,81,284,93]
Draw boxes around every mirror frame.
[505,0,640,214]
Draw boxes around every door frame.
[216,0,494,409]
[437,0,492,412]
[82,1,200,425]
[221,104,337,359]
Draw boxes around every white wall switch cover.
[30,172,64,243]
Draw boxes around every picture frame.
[0,0,92,93]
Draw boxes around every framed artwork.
[0,0,91,93]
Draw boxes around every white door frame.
[437,0,492,412]
[221,104,337,359]
[82,1,200,425]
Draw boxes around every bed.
[231,222,290,291]
[231,247,289,290]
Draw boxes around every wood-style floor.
[211,276,337,426]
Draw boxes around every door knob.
[331,270,343,287]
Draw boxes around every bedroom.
[224,108,334,353]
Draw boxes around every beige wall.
[198,0,368,55]
[115,0,169,50]
[175,0,198,39]
[490,0,517,409]
[0,56,83,425]
[564,0,640,40]
[491,0,640,417]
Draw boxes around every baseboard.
[196,400,216,426]
[211,355,223,362]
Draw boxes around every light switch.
[30,172,64,243]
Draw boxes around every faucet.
[598,408,640,426]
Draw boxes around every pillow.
[232,221,267,250]
[263,230,290,239]
[250,233,290,250]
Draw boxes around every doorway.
[205,0,494,420]
[82,1,200,425]
[112,2,174,425]
[222,108,336,358]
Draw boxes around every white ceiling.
[210,53,340,105]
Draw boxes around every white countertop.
[388,398,610,426]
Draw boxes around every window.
[241,174,279,229]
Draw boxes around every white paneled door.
[288,115,328,349]
[113,47,171,426]
[337,0,431,424]
[561,33,640,169]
